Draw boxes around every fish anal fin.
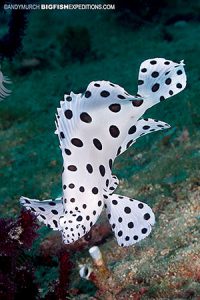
[117,118,170,156]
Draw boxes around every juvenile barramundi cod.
[20,58,187,246]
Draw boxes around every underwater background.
[0,0,199,299]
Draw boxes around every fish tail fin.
[104,194,155,247]
[137,58,186,106]
[20,196,63,230]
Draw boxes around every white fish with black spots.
[20,58,187,246]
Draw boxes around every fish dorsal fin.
[104,194,155,247]
[137,58,186,105]
[20,196,63,230]
[55,92,82,150]
[80,80,137,108]
[116,118,171,156]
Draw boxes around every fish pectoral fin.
[20,196,63,231]
[117,118,170,156]
[104,194,155,247]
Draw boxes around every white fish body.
[20,58,187,246]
